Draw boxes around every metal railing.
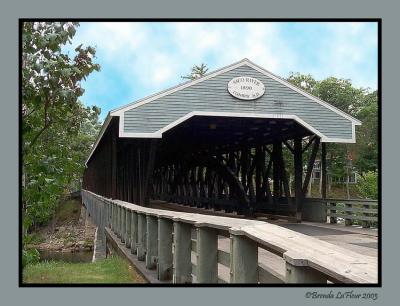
[82,189,377,284]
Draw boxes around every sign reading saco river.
[227,76,265,100]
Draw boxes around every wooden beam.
[279,152,291,200]
[294,137,303,221]
[261,154,273,204]
[302,135,316,153]
[302,138,320,195]
[264,146,272,156]
[194,153,250,214]
[283,140,294,154]
[255,145,264,202]
[272,141,282,203]
[321,142,327,199]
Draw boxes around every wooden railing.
[306,198,379,228]
[82,189,377,284]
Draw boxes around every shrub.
[22,248,40,268]
[356,171,378,200]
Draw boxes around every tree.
[286,73,378,197]
[22,22,101,232]
[353,91,378,173]
[22,22,100,153]
[357,171,378,200]
[181,63,209,80]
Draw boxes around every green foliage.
[287,72,378,184]
[22,22,101,231]
[22,249,40,268]
[181,63,209,80]
[23,256,146,284]
[357,171,378,200]
[24,232,45,245]
[353,92,378,173]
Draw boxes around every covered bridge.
[82,58,360,222]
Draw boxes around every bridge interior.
[83,115,325,222]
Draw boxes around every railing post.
[158,217,173,281]
[137,213,147,261]
[229,229,258,283]
[284,252,327,283]
[121,207,126,243]
[345,203,352,226]
[108,201,112,228]
[173,220,192,283]
[110,203,113,231]
[329,201,337,224]
[113,203,117,233]
[119,205,123,238]
[126,209,132,248]
[110,203,114,231]
[117,205,121,238]
[362,203,370,228]
[106,201,110,228]
[146,214,158,269]
[131,211,138,254]
[196,225,218,283]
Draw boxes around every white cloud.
[74,22,300,95]
[316,23,378,89]
[72,21,377,109]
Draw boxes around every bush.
[22,248,40,268]
[356,171,378,200]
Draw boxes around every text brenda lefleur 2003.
[305,290,378,300]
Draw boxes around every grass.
[23,256,147,284]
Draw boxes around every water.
[39,249,93,263]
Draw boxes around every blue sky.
[65,22,378,121]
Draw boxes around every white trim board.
[119,111,357,144]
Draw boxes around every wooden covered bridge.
[82,59,377,284]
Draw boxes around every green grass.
[23,256,147,284]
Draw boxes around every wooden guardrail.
[82,189,377,284]
[306,198,378,228]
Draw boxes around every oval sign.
[228,76,265,100]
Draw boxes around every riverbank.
[27,198,96,254]
[23,256,146,284]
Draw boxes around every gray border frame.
[1,0,396,305]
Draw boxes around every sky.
[64,22,378,121]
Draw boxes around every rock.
[65,242,75,248]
